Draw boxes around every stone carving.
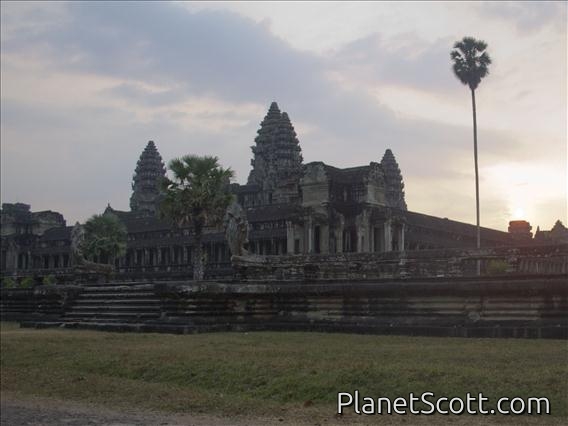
[224,201,249,257]
[301,162,327,185]
[70,222,86,265]
[71,221,113,275]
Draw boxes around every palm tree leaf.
[450,36,491,91]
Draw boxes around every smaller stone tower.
[381,149,407,210]
[130,141,166,216]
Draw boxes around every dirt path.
[0,394,293,426]
[2,393,564,426]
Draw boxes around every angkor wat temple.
[1,102,564,280]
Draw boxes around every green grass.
[1,322,567,423]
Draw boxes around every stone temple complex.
[1,102,564,279]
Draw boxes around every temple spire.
[247,102,303,204]
[381,149,407,210]
[274,112,303,176]
[130,140,166,216]
[248,102,281,185]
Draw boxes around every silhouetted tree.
[160,155,234,281]
[451,37,491,261]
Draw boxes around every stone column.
[321,225,330,254]
[400,224,406,252]
[338,228,344,253]
[307,216,313,253]
[384,220,392,252]
[8,249,17,272]
[363,213,371,252]
[359,226,370,253]
[286,221,294,254]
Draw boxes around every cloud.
[477,2,567,33]
[331,34,457,93]
[2,2,325,105]
[1,2,564,231]
[102,83,187,108]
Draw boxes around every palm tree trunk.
[471,88,481,275]
[193,232,204,281]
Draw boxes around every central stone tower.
[247,102,303,205]
[130,140,166,216]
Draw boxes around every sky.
[1,1,566,232]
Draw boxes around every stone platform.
[8,274,568,339]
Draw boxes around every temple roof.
[322,163,372,183]
[246,204,300,222]
[40,226,73,241]
[405,210,509,241]
[304,162,379,184]
[231,183,261,194]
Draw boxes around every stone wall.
[5,245,567,339]
[1,285,82,321]
[6,275,567,338]
[233,245,568,281]
[154,275,567,338]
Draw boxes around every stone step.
[69,304,160,313]
[80,288,155,294]
[61,316,158,324]
[82,282,153,287]
[73,298,161,305]
[83,284,154,291]
[78,292,157,298]
[64,312,160,320]
[21,321,194,334]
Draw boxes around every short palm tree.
[451,37,491,257]
[160,155,234,281]
[82,213,127,266]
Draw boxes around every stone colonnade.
[8,252,71,272]
[286,216,406,255]
[119,241,230,270]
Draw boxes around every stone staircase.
[63,283,161,324]
[20,282,165,332]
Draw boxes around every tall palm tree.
[451,37,491,262]
[160,155,234,281]
[82,213,128,266]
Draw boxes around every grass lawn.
[1,322,567,424]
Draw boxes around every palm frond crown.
[451,36,492,91]
[82,213,127,262]
[160,155,235,232]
